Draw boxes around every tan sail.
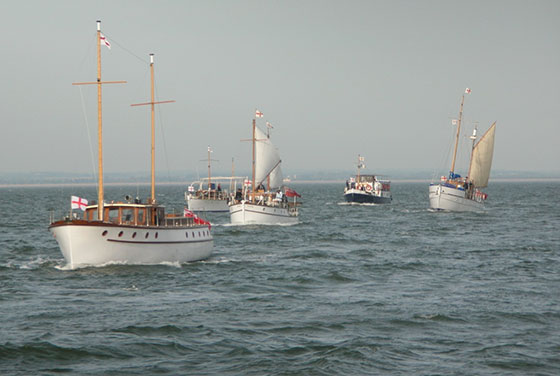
[468,122,496,188]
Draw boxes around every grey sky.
[2,0,559,178]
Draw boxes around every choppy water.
[1,182,559,375]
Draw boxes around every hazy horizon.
[3,1,559,177]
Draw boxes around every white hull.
[186,195,229,212]
[229,201,298,225]
[49,222,213,268]
[429,184,484,212]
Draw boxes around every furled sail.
[255,126,283,189]
[468,122,496,188]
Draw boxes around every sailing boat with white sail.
[49,21,213,268]
[229,110,301,225]
[429,88,496,212]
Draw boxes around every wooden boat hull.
[428,183,484,212]
[229,201,298,225]
[49,221,213,268]
[344,189,392,204]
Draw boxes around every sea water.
[1,182,559,375]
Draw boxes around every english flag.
[465,88,471,94]
[71,196,88,211]
[100,33,111,49]
[255,109,263,118]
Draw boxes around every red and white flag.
[100,33,111,49]
[465,88,471,94]
[71,196,88,211]
[255,109,263,118]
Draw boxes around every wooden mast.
[72,20,126,220]
[131,54,175,204]
[450,94,465,176]
[252,118,256,203]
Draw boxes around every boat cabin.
[83,203,190,227]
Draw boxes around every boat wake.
[337,202,379,206]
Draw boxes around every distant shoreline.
[2,177,560,189]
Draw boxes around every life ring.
[365,184,373,192]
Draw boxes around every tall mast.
[96,21,104,219]
[131,54,175,204]
[72,20,126,220]
[231,157,235,192]
[252,118,256,203]
[207,146,212,190]
[357,154,363,183]
[450,94,465,175]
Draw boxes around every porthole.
[102,230,108,236]
[132,232,137,239]
[145,232,149,239]
[118,231,124,237]
[155,232,158,239]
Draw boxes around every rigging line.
[102,32,149,65]
[154,81,172,183]
[78,86,99,196]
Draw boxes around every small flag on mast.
[452,119,458,125]
[255,109,263,118]
[100,33,111,49]
[465,88,471,94]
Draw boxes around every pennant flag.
[266,121,274,129]
[100,33,111,49]
[452,119,458,125]
[465,88,471,94]
[255,109,263,118]
[71,196,88,211]
[285,188,301,198]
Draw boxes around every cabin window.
[155,232,159,239]
[108,208,120,223]
[118,231,123,237]
[89,209,98,221]
[122,209,134,224]
[192,232,195,238]
[102,230,108,236]
[185,232,189,238]
[136,209,145,225]
[145,232,149,239]
[132,232,137,239]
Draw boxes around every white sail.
[255,126,283,189]
[468,122,496,188]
